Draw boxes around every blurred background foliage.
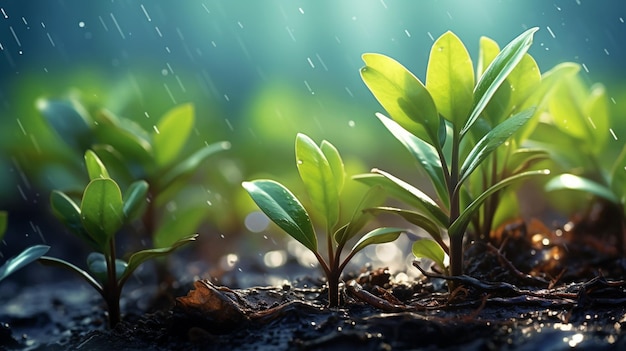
[0,1,625,272]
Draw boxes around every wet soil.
[2,213,626,350]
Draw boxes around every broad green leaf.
[377,113,449,206]
[508,148,550,175]
[360,53,440,146]
[450,169,550,237]
[412,239,447,272]
[321,140,345,195]
[459,107,535,186]
[477,37,500,77]
[505,54,540,115]
[462,27,538,137]
[0,245,50,283]
[549,78,591,143]
[84,149,110,180]
[295,134,340,229]
[95,110,153,167]
[367,207,447,253]
[354,170,449,227]
[0,211,7,242]
[334,185,386,245]
[584,84,609,154]
[153,205,205,248]
[242,180,317,252]
[526,123,589,169]
[546,174,618,203]
[80,178,124,251]
[426,31,474,127]
[122,180,149,221]
[122,234,198,286]
[50,190,99,250]
[86,252,127,282]
[38,256,103,293]
[153,103,195,167]
[92,144,135,185]
[350,227,404,254]
[37,98,93,151]
[158,141,230,191]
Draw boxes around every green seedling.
[39,151,197,327]
[243,133,403,307]
[37,99,229,249]
[0,211,50,283]
[355,28,550,283]
[539,72,626,254]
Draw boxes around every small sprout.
[243,134,403,307]
[40,151,197,328]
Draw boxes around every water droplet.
[404,29,411,38]
[206,200,212,206]
[546,26,555,39]
[348,120,355,127]
[297,159,303,165]
[153,125,160,134]
[298,7,304,14]
[78,21,85,28]
[161,69,168,76]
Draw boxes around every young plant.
[355,28,550,282]
[539,72,626,254]
[0,211,50,283]
[242,133,403,307]
[39,151,197,327]
[37,98,229,249]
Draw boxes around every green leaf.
[321,140,345,195]
[86,252,127,282]
[459,107,535,186]
[367,207,447,253]
[461,27,538,137]
[92,144,135,185]
[549,78,592,144]
[360,53,440,146]
[377,113,449,206]
[50,190,99,250]
[80,178,124,251]
[546,174,618,203]
[584,84,610,154]
[507,148,550,174]
[153,205,205,248]
[0,245,50,283]
[350,227,404,254]
[354,170,449,227]
[84,149,110,180]
[611,145,626,204]
[426,31,474,127]
[334,185,386,245]
[242,180,317,252]
[38,256,103,294]
[122,180,149,221]
[122,234,197,286]
[0,211,7,242]
[95,110,153,167]
[295,134,340,229]
[450,169,550,237]
[477,36,500,77]
[153,103,195,167]
[37,98,93,151]
[158,141,231,191]
[505,53,541,115]
[412,239,447,272]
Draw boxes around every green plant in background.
[39,151,197,327]
[355,28,550,283]
[37,98,229,249]
[0,211,50,283]
[540,72,626,254]
[242,133,403,307]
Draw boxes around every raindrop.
[546,26,555,39]
[315,53,328,71]
[1,8,7,18]
[206,200,212,206]
[604,48,610,55]
[78,21,85,28]
[404,29,411,38]
[348,120,355,127]
[582,63,589,73]
[285,26,296,42]
[161,68,168,76]
[263,250,287,268]
[307,57,315,69]
[9,26,21,46]
[140,4,152,22]
[110,13,125,39]
[351,16,357,21]
[237,21,243,29]
[610,128,618,140]
[244,211,270,232]
[297,159,303,165]
[224,94,230,101]
[345,87,353,97]
[224,118,233,131]
[380,0,387,9]
[153,125,160,134]
[554,4,561,11]
[155,26,163,37]
[298,7,304,14]
[427,32,434,41]
[304,80,314,94]
[144,111,150,119]
[16,118,26,135]
[620,17,624,23]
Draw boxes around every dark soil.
[2,212,626,350]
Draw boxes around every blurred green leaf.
[334,185,386,245]
[95,110,153,167]
[546,174,618,203]
[462,27,538,137]
[84,149,110,180]
[412,239,447,272]
[368,207,446,253]
[611,145,626,204]
[153,103,195,167]
[37,98,93,151]
[426,31,474,128]
[321,140,345,195]
[295,134,340,229]
[0,245,50,283]
[86,252,127,282]
[50,190,99,250]
[80,178,124,251]
[158,141,230,191]
[351,227,404,254]
[360,53,440,146]
[153,205,204,248]
[122,180,149,221]
[242,180,317,252]
[0,211,7,242]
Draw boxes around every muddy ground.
[2,213,626,350]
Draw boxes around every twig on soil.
[346,280,423,312]
[484,241,550,287]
